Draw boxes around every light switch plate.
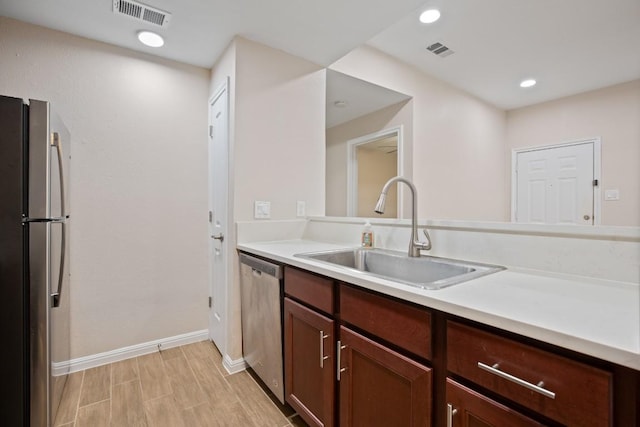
[604,189,620,201]
[296,201,306,217]
[254,201,271,219]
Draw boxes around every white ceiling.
[0,0,427,68]
[368,0,640,109]
[326,70,410,128]
[1,0,638,110]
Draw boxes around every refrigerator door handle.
[51,132,67,218]
[51,222,66,308]
[22,217,65,223]
[50,132,67,308]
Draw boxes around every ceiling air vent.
[113,0,171,28]
[427,42,454,58]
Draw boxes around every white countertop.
[237,239,640,371]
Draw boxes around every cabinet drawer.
[447,321,612,427]
[284,267,334,314]
[340,285,431,360]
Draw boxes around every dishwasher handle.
[239,253,283,279]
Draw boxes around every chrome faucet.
[374,176,431,257]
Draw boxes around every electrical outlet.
[254,201,271,219]
[296,201,306,217]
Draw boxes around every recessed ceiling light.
[419,9,441,24]
[520,79,537,88]
[334,100,348,108]
[137,30,164,48]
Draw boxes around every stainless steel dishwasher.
[239,253,284,403]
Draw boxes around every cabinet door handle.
[477,362,556,399]
[319,331,329,368]
[336,340,347,381]
[446,404,458,427]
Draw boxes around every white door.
[208,80,229,354]
[514,141,598,224]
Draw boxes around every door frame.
[346,125,404,218]
[510,137,602,224]
[208,78,230,354]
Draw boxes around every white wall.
[234,38,326,221]
[330,46,508,221]
[357,147,398,218]
[209,37,326,361]
[326,100,412,217]
[506,80,640,226]
[0,17,211,358]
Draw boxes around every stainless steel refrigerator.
[0,95,71,426]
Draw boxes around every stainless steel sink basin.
[294,248,504,290]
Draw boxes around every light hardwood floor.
[54,340,307,427]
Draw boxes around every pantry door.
[208,79,229,355]
[512,139,600,225]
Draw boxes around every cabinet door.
[446,379,544,427]
[338,326,432,427]
[284,298,334,427]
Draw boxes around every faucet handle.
[420,229,432,251]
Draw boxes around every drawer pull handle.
[477,362,556,399]
[337,340,347,381]
[319,331,329,368]
[446,403,458,427]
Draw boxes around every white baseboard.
[54,329,209,375]
[222,354,247,375]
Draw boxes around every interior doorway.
[347,126,403,218]
[512,138,601,225]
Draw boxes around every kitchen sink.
[294,248,504,290]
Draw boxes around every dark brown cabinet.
[285,266,334,315]
[279,263,638,427]
[447,321,612,427]
[284,268,434,427]
[340,284,431,360]
[338,326,432,426]
[284,297,335,427]
[445,379,543,427]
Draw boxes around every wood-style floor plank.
[54,371,83,426]
[137,352,172,402]
[225,371,290,427]
[112,358,139,385]
[57,340,306,426]
[181,341,215,361]
[76,400,110,427]
[144,395,187,427]
[164,355,198,384]
[78,365,111,407]
[168,380,207,410]
[112,380,148,426]
[188,355,235,406]
[183,401,259,427]
[163,356,207,409]
[158,346,184,361]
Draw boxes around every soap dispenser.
[361,221,374,248]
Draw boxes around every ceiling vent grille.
[113,0,171,28]
[427,42,454,58]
